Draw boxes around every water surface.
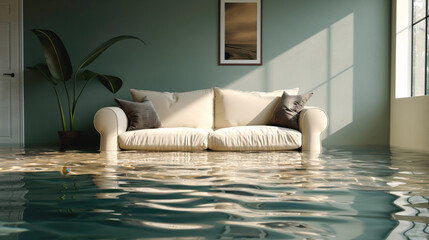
[0,147,428,239]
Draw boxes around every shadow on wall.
[222,14,355,145]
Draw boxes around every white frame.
[219,0,262,65]
[19,0,24,146]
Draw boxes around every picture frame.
[219,0,262,65]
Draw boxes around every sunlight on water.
[0,147,428,239]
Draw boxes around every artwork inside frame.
[219,0,262,65]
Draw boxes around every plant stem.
[73,72,77,109]
[71,71,82,132]
[53,86,67,132]
[63,81,73,131]
[71,68,93,129]
[74,78,91,109]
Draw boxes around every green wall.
[24,0,391,148]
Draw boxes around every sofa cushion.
[208,126,302,151]
[214,88,299,129]
[114,97,162,131]
[119,128,211,151]
[269,92,313,131]
[130,88,214,129]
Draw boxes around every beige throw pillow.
[130,88,214,129]
[214,87,299,129]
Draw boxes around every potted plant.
[28,29,144,149]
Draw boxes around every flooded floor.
[0,147,428,239]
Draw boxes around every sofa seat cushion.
[208,126,302,151]
[119,128,211,151]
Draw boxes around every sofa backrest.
[214,88,299,129]
[130,88,214,129]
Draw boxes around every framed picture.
[219,0,262,65]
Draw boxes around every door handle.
[3,73,15,78]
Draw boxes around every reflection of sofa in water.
[94,88,327,152]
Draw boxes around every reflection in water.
[0,172,28,239]
[0,147,427,239]
[386,149,429,239]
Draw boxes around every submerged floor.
[0,147,428,239]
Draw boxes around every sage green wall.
[24,0,391,148]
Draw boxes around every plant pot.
[58,131,82,150]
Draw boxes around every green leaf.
[81,70,123,93]
[27,64,58,86]
[32,29,73,81]
[78,35,145,70]
[79,69,98,81]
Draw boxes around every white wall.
[391,0,429,152]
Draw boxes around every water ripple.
[0,147,428,239]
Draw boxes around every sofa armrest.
[94,107,128,151]
[299,107,328,153]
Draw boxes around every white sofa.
[94,88,328,152]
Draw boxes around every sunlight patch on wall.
[328,13,354,135]
[268,13,354,137]
[330,14,354,77]
[267,29,328,95]
[224,13,355,137]
[329,68,353,134]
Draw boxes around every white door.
[0,0,23,145]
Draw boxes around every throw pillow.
[269,92,313,130]
[115,97,162,131]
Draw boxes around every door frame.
[18,0,24,146]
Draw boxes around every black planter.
[58,131,82,150]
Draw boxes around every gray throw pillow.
[115,97,162,131]
[269,92,313,131]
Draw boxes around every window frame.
[411,0,429,96]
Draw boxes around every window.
[412,0,429,96]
